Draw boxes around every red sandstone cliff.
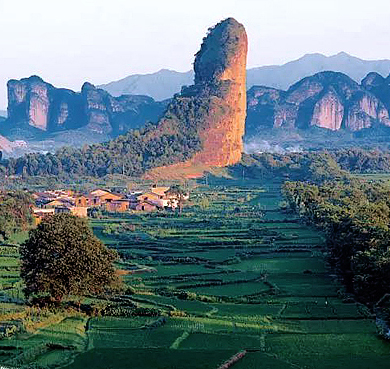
[145,18,247,178]
[191,18,247,166]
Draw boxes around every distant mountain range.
[3,52,390,157]
[0,110,6,118]
[99,52,390,100]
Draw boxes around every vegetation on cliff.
[194,18,245,84]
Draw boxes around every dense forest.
[2,121,200,177]
[283,179,390,306]
[231,148,390,181]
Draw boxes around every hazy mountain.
[99,52,390,101]
[247,52,390,91]
[0,110,6,118]
[100,69,194,101]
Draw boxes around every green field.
[1,179,390,368]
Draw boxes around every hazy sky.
[1,0,390,109]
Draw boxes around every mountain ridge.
[99,52,390,101]
[245,70,390,142]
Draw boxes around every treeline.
[235,148,390,182]
[3,132,390,179]
[333,148,390,173]
[0,191,33,241]
[283,179,390,305]
[233,151,348,182]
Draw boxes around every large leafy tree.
[21,214,120,302]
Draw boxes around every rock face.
[2,76,167,139]
[151,18,248,169]
[310,87,344,130]
[192,18,247,166]
[0,134,12,154]
[7,76,50,131]
[246,71,390,138]
[362,72,390,111]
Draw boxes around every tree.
[166,185,187,214]
[21,214,120,302]
[0,191,33,242]
[199,196,210,210]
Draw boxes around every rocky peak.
[361,72,386,89]
[81,82,96,92]
[361,72,390,111]
[2,76,166,140]
[7,76,52,131]
[247,86,284,107]
[148,17,247,174]
[287,71,361,105]
[80,82,112,134]
[190,18,247,166]
[194,18,247,86]
[246,71,390,137]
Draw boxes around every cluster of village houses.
[32,186,188,224]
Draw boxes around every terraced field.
[1,179,389,368]
[69,179,390,369]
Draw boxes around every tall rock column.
[144,18,248,179]
[191,17,248,166]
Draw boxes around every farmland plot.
[66,180,390,368]
[1,179,389,368]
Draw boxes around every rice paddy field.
[1,178,390,368]
[72,178,390,368]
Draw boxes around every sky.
[1,0,390,109]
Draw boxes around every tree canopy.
[0,191,33,241]
[283,179,390,305]
[21,214,120,302]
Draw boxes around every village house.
[31,186,189,216]
[135,200,160,212]
[43,198,74,209]
[33,189,89,223]
[54,206,88,218]
[32,208,55,225]
[87,189,124,207]
[75,195,88,207]
[136,186,182,210]
[104,199,132,213]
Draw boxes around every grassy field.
[1,178,390,368]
